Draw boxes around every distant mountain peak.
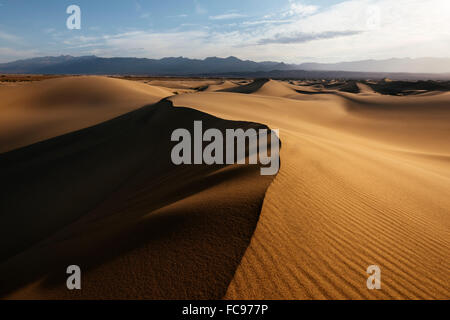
[225,56,240,61]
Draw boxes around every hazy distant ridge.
[0,56,290,75]
[299,57,450,74]
[1,55,450,75]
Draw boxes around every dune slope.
[0,76,174,153]
[203,80,238,92]
[0,78,278,299]
[170,82,450,299]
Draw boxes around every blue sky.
[0,0,449,63]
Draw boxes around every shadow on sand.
[0,99,280,299]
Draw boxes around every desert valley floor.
[0,76,449,299]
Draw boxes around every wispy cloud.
[0,47,39,63]
[43,28,56,34]
[63,35,101,46]
[169,14,188,18]
[258,30,361,44]
[283,1,319,17]
[209,13,247,20]
[0,30,21,43]
[242,19,292,26]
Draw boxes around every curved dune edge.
[170,82,450,300]
[198,80,238,92]
[0,78,280,299]
[0,76,174,153]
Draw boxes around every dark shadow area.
[323,80,360,93]
[218,78,269,94]
[363,80,450,96]
[0,99,280,299]
[294,89,328,95]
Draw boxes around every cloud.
[17,0,450,64]
[88,30,211,57]
[209,13,247,20]
[63,35,100,45]
[43,28,56,34]
[242,19,292,26]
[258,30,361,44]
[0,47,39,63]
[169,14,188,18]
[0,31,21,43]
[284,1,319,17]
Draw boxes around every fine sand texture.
[171,79,450,299]
[1,76,449,299]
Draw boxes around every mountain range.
[1,55,450,77]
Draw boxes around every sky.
[0,0,449,63]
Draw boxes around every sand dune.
[220,78,299,97]
[220,78,269,94]
[1,76,449,300]
[0,76,173,153]
[148,79,219,91]
[252,80,300,97]
[356,82,377,95]
[0,81,277,298]
[171,80,450,299]
[203,80,238,92]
